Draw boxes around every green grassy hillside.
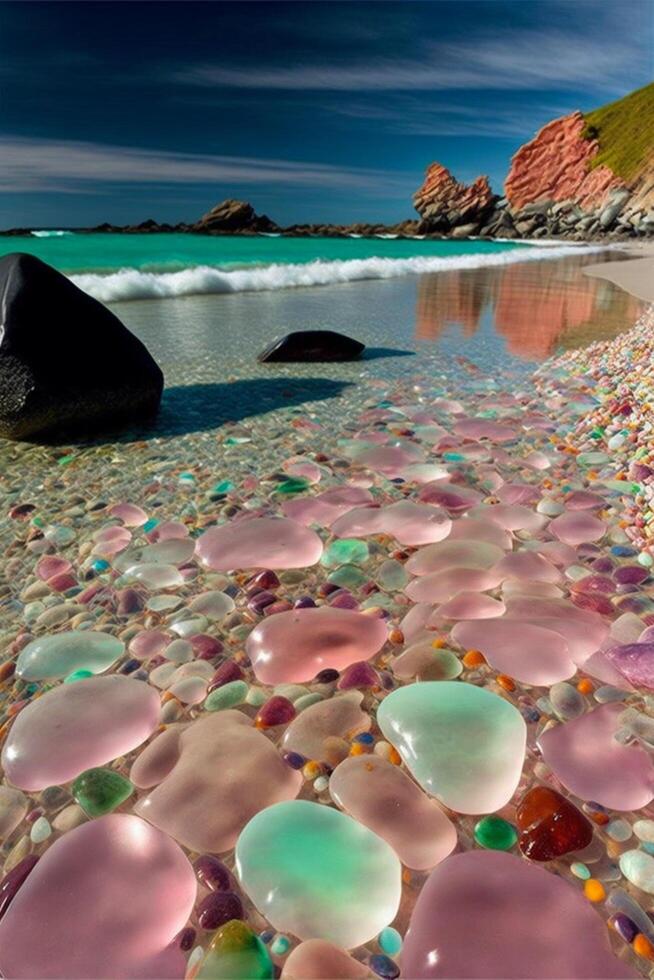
[582,82,654,183]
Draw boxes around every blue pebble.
[611,545,637,557]
[143,518,159,533]
[259,930,275,945]
[92,559,110,572]
[369,955,400,979]
[353,732,375,745]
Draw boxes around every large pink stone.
[355,444,423,476]
[418,482,482,515]
[453,418,519,442]
[281,940,369,979]
[196,516,323,570]
[283,486,373,527]
[401,850,637,979]
[492,551,562,584]
[329,755,456,870]
[538,703,654,810]
[132,711,301,852]
[1,675,160,791]
[447,517,512,549]
[549,511,606,546]
[282,692,370,762]
[331,501,451,546]
[502,596,608,666]
[406,539,504,577]
[405,567,502,603]
[452,620,575,685]
[0,814,195,979]
[468,503,546,533]
[246,606,387,684]
[434,592,506,621]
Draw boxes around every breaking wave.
[70,244,607,303]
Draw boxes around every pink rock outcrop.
[413,164,496,226]
[505,111,625,211]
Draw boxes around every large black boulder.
[257,329,365,363]
[0,253,164,440]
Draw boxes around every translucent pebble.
[188,590,235,620]
[606,819,632,842]
[16,630,124,681]
[452,620,575,685]
[377,559,408,591]
[549,682,585,721]
[204,679,249,711]
[331,501,451,547]
[163,639,193,664]
[196,516,323,571]
[169,616,208,638]
[633,820,654,843]
[235,800,401,948]
[281,940,368,979]
[29,816,51,844]
[136,538,196,565]
[125,563,184,589]
[282,692,370,762]
[433,592,505,621]
[406,539,504,577]
[406,566,502,603]
[109,503,148,526]
[129,630,169,661]
[168,675,208,704]
[0,786,28,839]
[620,850,654,895]
[377,682,526,813]
[549,512,606,547]
[321,539,369,568]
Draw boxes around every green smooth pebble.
[474,815,517,851]
[275,477,310,495]
[204,680,248,711]
[196,920,273,979]
[72,767,133,817]
[321,539,370,568]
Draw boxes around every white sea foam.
[31,229,74,237]
[70,244,609,303]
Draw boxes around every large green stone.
[16,631,124,681]
[474,815,518,851]
[321,539,369,568]
[72,767,133,817]
[235,800,401,948]
[377,681,526,814]
[195,920,273,979]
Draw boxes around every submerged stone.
[196,516,323,570]
[193,920,274,979]
[72,767,134,817]
[377,682,526,813]
[281,939,369,979]
[516,786,593,861]
[235,800,401,948]
[257,330,364,363]
[16,630,124,681]
[282,692,370,762]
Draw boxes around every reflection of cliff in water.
[415,255,644,360]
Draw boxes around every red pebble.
[337,660,380,690]
[516,786,593,861]
[255,695,296,729]
[207,660,243,692]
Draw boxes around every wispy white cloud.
[178,30,645,94]
[0,136,410,195]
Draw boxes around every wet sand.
[585,244,654,304]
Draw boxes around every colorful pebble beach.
[1,270,654,979]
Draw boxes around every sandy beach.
[585,245,654,303]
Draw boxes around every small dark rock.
[0,253,164,440]
[257,329,365,363]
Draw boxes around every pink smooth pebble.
[452,620,576,685]
[447,517,512,549]
[538,702,654,811]
[195,516,323,570]
[418,481,482,514]
[401,850,637,979]
[433,592,506,621]
[331,500,451,546]
[109,502,149,526]
[246,606,388,684]
[468,503,546,533]
[452,418,519,442]
[0,814,196,979]
[282,486,373,527]
[492,551,562,584]
[406,539,505,577]
[1,675,160,791]
[549,510,607,546]
[405,566,503,603]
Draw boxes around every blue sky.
[0,0,651,227]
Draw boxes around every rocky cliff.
[415,82,654,240]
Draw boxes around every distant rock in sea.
[413,164,498,236]
[0,253,164,441]
[258,330,365,362]
[193,199,279,235]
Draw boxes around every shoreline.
[584,244,654,303]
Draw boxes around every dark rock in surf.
[257,330,365,363]
[0,252,164,441]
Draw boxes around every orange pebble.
[463,649,486,668]
[388,746,402,765]
[577,678,593,695]
[633,934,654,961]
[584,879,606,903]
[402,868,412,884]
[302,760,321,780]
[349,742,368,756]
[432,638,448,649]
[389,629,404,645]
[497,674,516,692]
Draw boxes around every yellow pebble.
[302,760,321,781]
[584,879,605,903]
[633,934,654,960]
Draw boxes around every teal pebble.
[64,669,94,684]
[142,518,159,532]
[204,680,249,711]
[378,927,402,956]
[570,862,591,880]
[270,936,290,956]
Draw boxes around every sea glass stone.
[246,607,387,684]
[15,630,124,681]
[1,675,160,791]
[321,539,369,568]
[282,692,370,762]
[549,511,606,546]
[377,682,526,813]
[330,501,451,546]
[0,785,28,839]
[329,755,456,869]
[605,642,654,690]
[235,800,401,948]
[451,620,576,685]
[283,486,373,527]
[401,850,637,979]
[619,850,654,895]
[131,711,301,852]
[405,566,503,603]
[193,920,274,980]
[0,814,196,979]
[538,703,654,810]
[516,786,593,861]
[72,767,134,817]
[406,540,505,577]
[474,815,517,851]
[281,939,369,979]
[196,517,322,570]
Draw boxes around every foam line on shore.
[70,244,608,303]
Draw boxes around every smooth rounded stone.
[474,815,517,851]
[29,816,51,843]
[109,502,148,526]
[163,638,193,664]
[355,444,423,478]
[149,662,179,689]
[619,850,654,895]
[549,511,607,547]
[468,503,546,533]
[634,819,654,843]
[538,703,654,810]
[391,640,441,679]
[406,566,502,603]
[376,559,408,591]
[124,563,184,589]
[72,767,133,817]
[135,538,196,565]
[283,457,323,484]
[257,329,364,362]
[16,630,124,681]
[281,939,369,979]
[418,481,482,515]
[0,814,195,979]
[193,920,274,980]
[283,486,374,528]
[434,592,505,621]
[406,540,505,577]
[129,629,169,660]
[131,711,301,853]
[516,786,593,861]
[397,461,450,483]
[282,692,370,762]
[492,551,561,585]
[36,555,72,581]
[453,417,518,442]
[168,675,208,704]
[196,516,323,571]
[235,800,401,948]
[502,596,608,666]
[246,607,387,684]
[188,590,235,621]
[330,755,456,870]
[452,620,575,685]
[2,675,160,791]
[549,682,585,720]
[399,602,433,644]
[605,643,654,690]
[565,490,605,511]
[0,785,28,838]
[401,850,637,979]
[447,517,513,550]
[331,501,451,547]
[93,525,132,556]
[377,682,526,814]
